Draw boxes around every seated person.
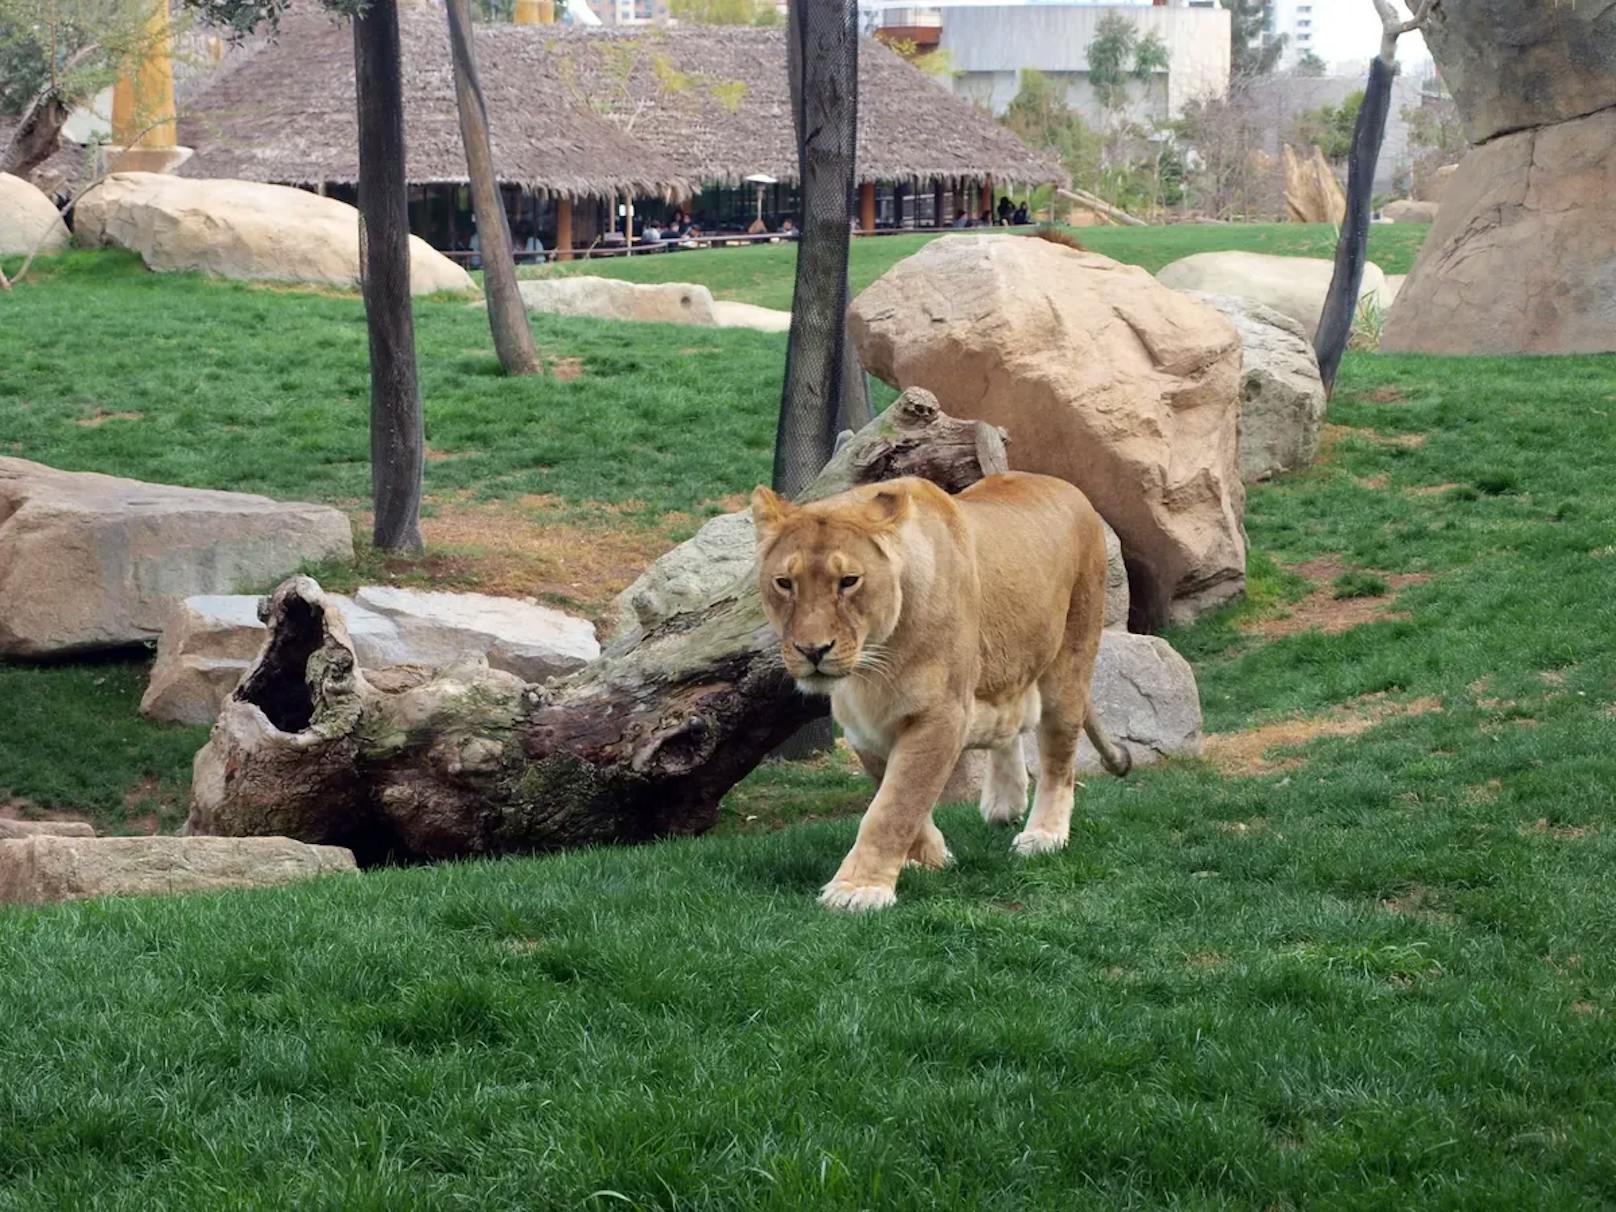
[779,217,798,238]
[1013,201,1029,225]
[997,195,1014,225]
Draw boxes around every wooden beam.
[859,181,876,234]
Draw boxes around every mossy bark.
[187,390,1009,865]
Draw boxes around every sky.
[1306,1,1431,71]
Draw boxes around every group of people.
[951,196,1031,229]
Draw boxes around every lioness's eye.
[839,575,861,591]
[774,576,793,593]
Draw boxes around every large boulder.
[0,835,355,904]
[1421,0,1616,145]
[851,234,1245,628]
[1156,251,1390,338]
[1382,199,1439,224]
[0,172,69,256]
[1383,109,1616,356]
[73,173,473,295]
[1187,293,1326,483]
[518,276,717,326]
[0,819,95,840]
[141,588,599,725]
[609,505,1131,649]
[0,459,352,657]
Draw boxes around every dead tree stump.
[187,389,1009,864]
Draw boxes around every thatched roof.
[177,5,691,197]
[178,5,1064,197]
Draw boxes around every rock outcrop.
[0,458,352,657]
[74,172,474,295]
[1157,251,1391,338]
[518,276,717,326]
[0,172,69,256]
[1283,144,1346,224]
[851,234,1246,628]
[1188,292,1327,483]
[1382,199,1439,223]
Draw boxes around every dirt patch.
[1356,474,1391,490]
[1380,883,1456,923]
[1361,386,1407,404]
[1243,556,1430,639]
[551,357,584,382]
[1408,482,1463,497]
[1186,952,1227,969]
[1321,422,1427,454]
[1522,818,1600,841]
[1204,693,1445,777]
[75,410,144,427]
[1218,817,1269,836]
[1464,779,1503,806]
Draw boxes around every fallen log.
[1055,187,1149,228]
[187,389,1010,865]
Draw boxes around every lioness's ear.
[864,487,913,532]
[751,485,792,544]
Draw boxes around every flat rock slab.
[712,300,792,332]
[0,458,353,657]
[1157,251,1391,339]
[142,586,600,725]
[0,819,96,839]
[0,835,356,905]
[518,276,717,326]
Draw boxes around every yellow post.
[111,0,177,151]
[513,0,555,24]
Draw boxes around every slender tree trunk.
[1313,55,1394,397]
[445,0,541,376]
[188,392,1008,864]
[354,0,425,552]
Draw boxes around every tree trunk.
[773,0,858,499]
[354,0,426,552]
[187,390,1009,865]
[445,0,542,377]
[0,93,70,179]
[1313,55,1395,397]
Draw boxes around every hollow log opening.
[236,594,324,732]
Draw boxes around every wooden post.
[979,176,993,219]
[858,182,876,234]
[111,0,177,150]
[555,196,573,262]
[932,178,944,228]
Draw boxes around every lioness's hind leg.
[1013,702,1083,856]
[978,737,1029,826]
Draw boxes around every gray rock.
[1383,199,1439,224]
[0,458,352,658]
[0,835,356,904]
[1158,250,1390,337]
[141,588,597,726]
[1187,292,1327,483]
[0,819,96,840]
[518,276,717,326]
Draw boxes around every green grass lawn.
[525,222,1432,311]
[6,232,1616,1206]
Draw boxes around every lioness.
[752,471,1130,912]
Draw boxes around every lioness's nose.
[793,641,834,666]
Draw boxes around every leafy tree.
[669,0,779,25]
[1001,68,1100,192]
[1295,49,1328,76]
[881,36,955,79]
[1086,13,1167,114]
[1294,90,1363,162]
[185,0,424,550]
[1225,0,1284,81]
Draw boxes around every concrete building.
[877,3,1231,128]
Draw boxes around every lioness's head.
[751,483,910,695]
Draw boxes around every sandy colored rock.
[610,503,1129,649]
[0,172,69,256]
[1187,292,1326,483]
[1283,144,1346,225]
[0,819,96,839]
[0,835,355,904]
[1421,0,1616,145]
[1383,199,1439,223]
[1384,109,1616,356]
[0,458,352,657]
[73,172,473,295]
[1418,163,1458,204]
[518,276,717,326]
[1157,250,1390,339]
[851,234,1244,627]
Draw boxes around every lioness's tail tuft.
[1084,713,1132,778]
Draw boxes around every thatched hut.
[175,3,1064,258]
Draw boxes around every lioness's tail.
[1085,712,1132,777]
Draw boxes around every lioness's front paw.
[1011,829,1067,857]
[820,880,898,912]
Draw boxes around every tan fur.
[752,472,1127,912]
